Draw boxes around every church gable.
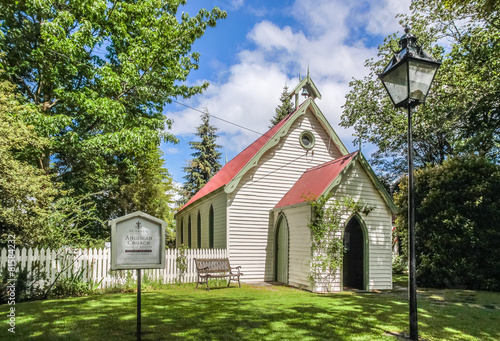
[229,105,345,201]
[225,99,348,194]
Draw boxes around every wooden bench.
[194,258,243,291]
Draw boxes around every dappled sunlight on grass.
[1,283,498,340]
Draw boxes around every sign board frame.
[110,211,166,270]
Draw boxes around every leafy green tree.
[183,112,222,200]
[395,155,500,291]
[0,77,102,248]
[0,1,226,227]
[443,0,499,16]
[341,0,499,179]
[112,148,176,239]
[0,78,57,244]
[270,83,294,127]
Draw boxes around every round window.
[299,131,315,149]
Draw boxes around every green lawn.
[1,279,499,340]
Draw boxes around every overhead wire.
[171,100,312,186]
[171,99,276,139]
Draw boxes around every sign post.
[137,269,141,341]
[109,211,166,340]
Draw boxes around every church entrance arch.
[343,216,367,290]
[275,214,289,284]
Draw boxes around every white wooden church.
[175,74,396,292]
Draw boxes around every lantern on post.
[379,26,440,341]
[379,26,441,108]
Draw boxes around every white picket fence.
[0,247,227,288]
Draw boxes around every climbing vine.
[176,244,189,284]
[307,194,374,291]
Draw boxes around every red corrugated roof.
[274,151,358,209]
[178,110,295,212]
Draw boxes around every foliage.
[0,77,57,244]
[142,272,167,291]
[392,255,407,275]
[270,83,294,127]
[176,244,189,283]
[51,265,103,298]
[394,155,500,290]
[105,269,137,294]
[443,0,499,17]
[341,0,500,180]
[40,193,105,249]
[102,147,177,243]
[0,0,226,234]
[183,112,222,201]
[307,194,374,291]
[0,261,49,303]
[0,76,104,247]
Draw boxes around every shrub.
[51,267,103,298]
[392,255,407,275]
[395,155,500,290]
[0,262,49,303]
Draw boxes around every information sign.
[110,211,166,270]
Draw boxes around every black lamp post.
[379,26,440,341]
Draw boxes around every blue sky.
[162,0,411,185]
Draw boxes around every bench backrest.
[195,258,231,274]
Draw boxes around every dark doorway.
[343,218,365,290]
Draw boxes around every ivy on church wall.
[307,194,374,291]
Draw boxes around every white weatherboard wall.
[331,160,393,292]
[176,189,227,249]
[227,108,343,282]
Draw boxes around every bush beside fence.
[1,247,227,290]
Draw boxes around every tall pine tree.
[270,83,294,127]
[183,112,222,200]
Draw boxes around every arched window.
[180,219,184,245]
[188,215,192,248]
[197,211,202,248]
[209,205,214,249]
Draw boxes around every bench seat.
[194,258,243,291]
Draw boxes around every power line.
[171,100,275,138]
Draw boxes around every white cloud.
[366,0,413,36]
[220,0,245,11]
[166,61,292,152]
[164,147,181,155]
[165,0,411,157]
[291,0,352,39]
[248,21,307,53]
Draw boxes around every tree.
[0,77,57,244]
[183,112,222,200]
[341,0,499,180]
[112,148,176,241]
[443,0,499,16]
[394,155,500,291]
[0,77,102,248]
[270,83,294,127]
[0,1,226,226]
